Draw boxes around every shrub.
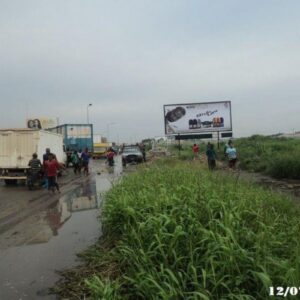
[267,152,300,179]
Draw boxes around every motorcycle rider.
[106,147,115,166]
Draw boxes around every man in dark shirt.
[81,148,90,176]
[28,153,42,173]
[28,153,42,187]
[43,148,52,162]
[206,143,217,170]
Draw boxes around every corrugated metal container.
[48,124,94,152]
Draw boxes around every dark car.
[121,145,143,167]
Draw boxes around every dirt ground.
[0,158,122,299]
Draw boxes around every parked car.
[121,145,143,167]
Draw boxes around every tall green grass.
[86,161,300,299]
[232,135,300,179]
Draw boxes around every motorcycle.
[27,170,44,190]
[107,157,115,167]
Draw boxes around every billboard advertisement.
[164,101,232,135]
[27,118,57,129]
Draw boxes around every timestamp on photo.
[269,287,300,297]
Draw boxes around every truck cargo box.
[0,129,65,181]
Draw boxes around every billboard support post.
[178,134,181,156]
[217,131,220,150]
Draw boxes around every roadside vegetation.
[170,135,300,180]
[231,135,300,179]
[54,159,300,299]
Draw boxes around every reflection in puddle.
[43,183,100,242]
[0,159,125,300]
[0,159,124,249]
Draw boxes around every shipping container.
[48,124,94,153]
[47,124,93,166]
[0,129,66,183]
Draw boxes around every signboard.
[164,101,232,135]
[27,118,57,129]
[175,134,213,140]
[66,125,91,138]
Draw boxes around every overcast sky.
[1,0,299,142]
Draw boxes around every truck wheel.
[4,179,17,185]
[122,161,126,167]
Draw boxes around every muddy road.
[0,158,122,299]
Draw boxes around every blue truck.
[47,124,93,166]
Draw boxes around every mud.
[232,170,300,200]
[0,157,123,299]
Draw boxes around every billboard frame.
[163,100,232,135]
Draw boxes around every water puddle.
[0,159,123,299]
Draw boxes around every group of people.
[28,148,64,193]
[28,147,91,193]
[192,140,237,170]
[70,148,90,175]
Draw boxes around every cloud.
[0,0,299,140]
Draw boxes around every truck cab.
[92,143,110,159]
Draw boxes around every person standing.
[77,149,83,173]
[226,141,237,168]
[206,143,217,170]
[224,140,232,158]
[28,153,42,173]
[81,148,90,176]
[28,153,43,186]
[106,148,115,166]
[139,143,146,162]
[42,148,53,188]
[71,150,80,174]
[43,148,54,162]
[192,143,199,160]
[44,154,62,193]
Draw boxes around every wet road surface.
[0,157,123,299]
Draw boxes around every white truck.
[0,129,66,184]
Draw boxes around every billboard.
[27,118,57,129]
[164,101,232,135]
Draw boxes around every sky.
[1,0,300,143]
